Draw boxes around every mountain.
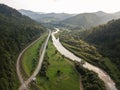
[61,13,102,29]
[95,11,107,16]
[60,11,120,29]
[19,9,75,23]
[78,19,120,89]
[82,19,120,60]
[19,10,120,29]
[0,4,46,90]
[113,11,120,18]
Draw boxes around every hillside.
[0,4,46,90]
[82,19,120,63]
[75,19,120,89]
[61,13,102,29]
[19,9,74,23]
[60,11,120,29]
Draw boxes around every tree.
[56,70,61,76]
[0,78,8,90]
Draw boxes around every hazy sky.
[0,0,120,13]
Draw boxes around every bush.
[75,62,106,90]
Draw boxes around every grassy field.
[61,40,120,79]
[36,40,80,90]
[22,33,47,76]
[59,30,120,89]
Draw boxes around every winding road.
[16,28,117,90]
[52,28,117,90]
[16,30,51,90]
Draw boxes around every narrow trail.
[52,28,117,90]
[79,76,83,90]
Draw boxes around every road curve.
[20,30,51,90]
[52,28,117,90]
[16,30,51,90]
[16,34,46,89]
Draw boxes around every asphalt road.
[16,30,51,90]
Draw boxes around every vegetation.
[19,9,74,23]
[78,19,120,89]
[22,34,47,77]
[75,62,106,90]
[59,19,120,89]
[36,40,80,90]
[39,52,50,77]
[0,4,46,90]
[60,11,120,29]
[60,31,104,67]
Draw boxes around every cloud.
[52,0,58,2]
[0,0,120,13]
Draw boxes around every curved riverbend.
[51,28,117,90]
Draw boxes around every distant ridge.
[19,9,75,23]
[60,11,120,29]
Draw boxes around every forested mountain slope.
[61,13,102,29]
[0,4,46,90]
[59,19,120,89]
[60,11,120,29]
[77,19,120,89]
[81,19,120,65]
[19,9,74,23]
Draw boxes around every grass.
[61,41,100,65]
[36,40,80,90]
[54,32,60,39]
[60,33,120,89]
[22,33,47,76]
[103,58,120,80]
[62,39,120,74]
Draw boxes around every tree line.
[0,4,46,90]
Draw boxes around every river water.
[51,28,117,90]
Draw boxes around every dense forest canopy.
[0,4,46,90]
[60,19,120,89]
[60,11,120,30]
[80,19,120,67]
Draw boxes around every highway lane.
[16,34,45,89]
[16,30,51,90]
[23,30,51,88]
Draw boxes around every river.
[51,28,117,90]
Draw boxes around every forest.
[59,19,120,89]
[1,2,120,90]
[0,4,46,90]
[75,62,106,90]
